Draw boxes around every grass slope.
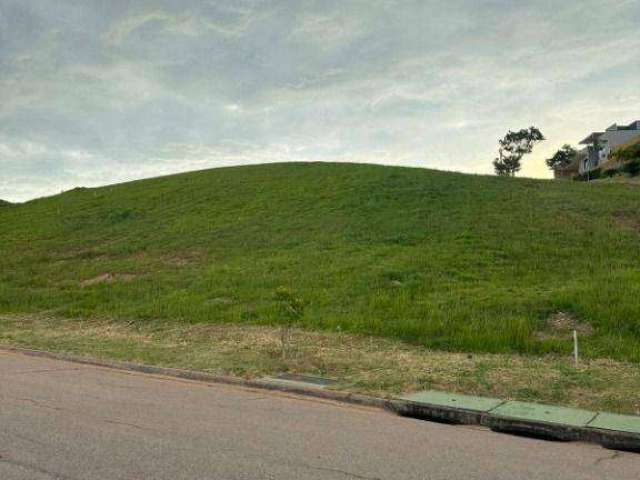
[1,162,639,361]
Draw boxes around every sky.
[1,0,639,202]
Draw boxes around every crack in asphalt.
[8,431,52,449]
[101,418,162,433]
[5,395,162,434]
[0,455,79,480]
[298,462,383,480]
[11,397,65,411]
[594,451,623,466]
[4,368,84,375]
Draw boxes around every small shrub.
[589,168,602,180]
[622,160,640,177]
[105,208,137,224]
[573,169,601,181]
[612,142,640,163]
[603,168,619,178]
[274,287,305,358]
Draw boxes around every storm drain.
[260,373,338,390]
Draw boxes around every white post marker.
[573,330,579,365]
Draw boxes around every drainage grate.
[275,373,338,388]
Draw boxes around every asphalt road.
[1,350,638,479]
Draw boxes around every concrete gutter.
[390,392,640,452]
[3,345,638,453]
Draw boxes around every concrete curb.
[392,392,640,452]
[3,345,638,452]
[587,428,640,453]
[387,399,492,425]
[482,416,589,442]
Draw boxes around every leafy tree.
[493,126,545,176]
[546,144,577,171]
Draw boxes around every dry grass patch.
[535,311,594,341]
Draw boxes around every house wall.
[553,168,577,179]
[599,130,640,163]
[578,147,600,173]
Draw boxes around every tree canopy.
[493,126,545,176]
[545,144,577,171]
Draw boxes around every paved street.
[1,350,638,479]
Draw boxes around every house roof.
[579,121,639,145]
[605,121,640,132]
[579,132,603,145]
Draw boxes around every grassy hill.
[1,162,639,361]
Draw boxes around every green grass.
[1,162,640,361]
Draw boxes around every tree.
[545,144,577,171]
[493,126,545,176]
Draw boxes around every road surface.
[1,349,638,479]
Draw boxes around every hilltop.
[1,162,639,361]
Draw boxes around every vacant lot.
[1,162,639,361]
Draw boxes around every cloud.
[1,0,639,201]
[288,12,366,50]
[105,11,199,46]
[104,2,261,46]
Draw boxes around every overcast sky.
[1,0,639,202]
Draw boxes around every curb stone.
[389,391,504,425]
[482,416,590,442]
[587,429,640,453]
[2,345,638,452]
[393,390,640,452]
[483,401,597,442]
[388,399,488,425]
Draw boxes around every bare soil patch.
[614,211,640,233]
[80,273,137,287]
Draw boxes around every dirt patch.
[536,311,593,340]
[165,256,193,267]
[162,250,205,267]
[206,297,234,306]
[614,211,640,233]
[80,273,137,287]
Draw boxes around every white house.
[577,120,640,173]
